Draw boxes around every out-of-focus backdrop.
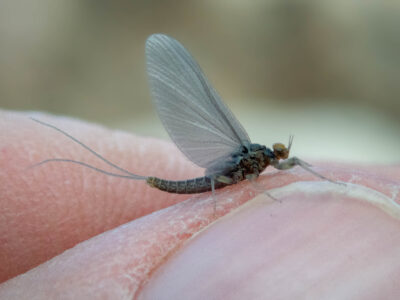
[1,0,399,163]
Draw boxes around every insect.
[32,34,334,196]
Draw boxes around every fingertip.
[139,167,400,299]
[2,109,399,296]
[2,151,398,298]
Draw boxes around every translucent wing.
[146,34,251,169]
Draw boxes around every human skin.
[1,110,400,299]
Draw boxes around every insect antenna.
[30,118,147,180]
[288,135,294,152]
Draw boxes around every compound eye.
[273,143,285,152]
[273,143,289,159]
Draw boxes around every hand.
[1,110,399,299]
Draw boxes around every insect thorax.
[215,143,275,184]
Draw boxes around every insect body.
[32,34,333,195]
[146,143,287,194]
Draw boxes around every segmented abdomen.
[146,176,227,194]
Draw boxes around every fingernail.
[139,182,400,299]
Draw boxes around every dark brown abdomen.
[146,176,227,194]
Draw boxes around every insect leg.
[211,177,217,214]
[273,156,337,183]
[210,175,232,214]
[215,175,233,184]
[245,174,278,202]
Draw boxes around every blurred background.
[1,0,399,163]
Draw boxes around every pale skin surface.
[1,110,400,299]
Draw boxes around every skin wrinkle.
[133,199,219,298]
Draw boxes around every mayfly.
[32,34,334,196]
